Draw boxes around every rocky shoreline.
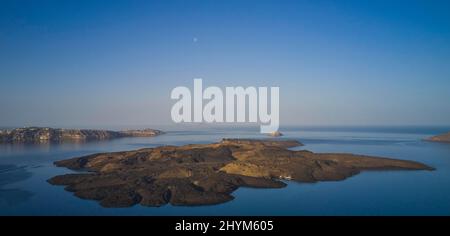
[426,132,450,143]
[0,127,163,143]
[48,138,433,208]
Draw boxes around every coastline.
[0,127,164,144]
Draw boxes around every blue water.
[1,126,450,216]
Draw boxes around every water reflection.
[0,165,34,206]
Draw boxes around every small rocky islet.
[48,138,434,208]
[426,132,450,143]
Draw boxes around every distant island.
[0,127,163,143]
[48,139,433,208]
[268,131,283,137]
[426,132,450,143]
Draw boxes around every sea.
[1,125,450,216]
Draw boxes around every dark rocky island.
[48,139,433,208]
[426,132,450,143]
[0,127,163,143]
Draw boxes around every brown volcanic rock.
[48,139,433,207]
[0,127,163,143]
[426,132,450,143]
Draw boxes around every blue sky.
[1,0,449,127]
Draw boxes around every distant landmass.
[48,139,433,207]
[426,132,450,143]
[0,127,163,143]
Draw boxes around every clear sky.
[1,0,449,128]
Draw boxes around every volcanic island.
[48,139,434,207]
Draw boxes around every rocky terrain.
[426,132,450,143]
[0,127,163,143]
[48,138,433,208]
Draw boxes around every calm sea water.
[1,126,450,216]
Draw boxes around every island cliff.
[48,139,433,207]
[0,127,163,143]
